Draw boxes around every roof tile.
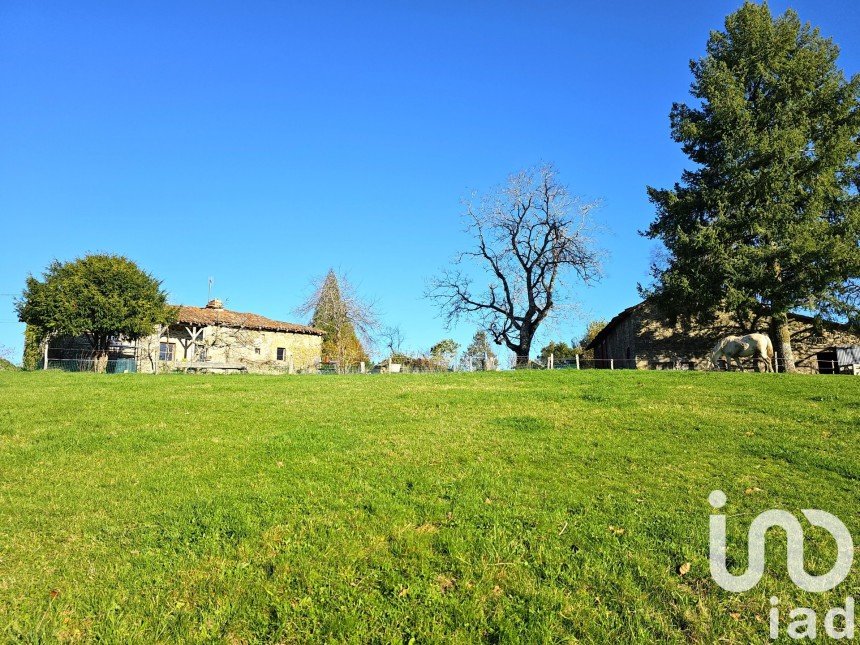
[175,305,324,336]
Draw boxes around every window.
[254,347,261,355]
[159,342,175,361]
[276,347,287,361]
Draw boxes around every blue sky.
[1,1,858,362]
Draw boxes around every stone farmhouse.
[586,300,860,374]
[50,299,324,373]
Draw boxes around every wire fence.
[46,358,138,373]
[38,349,859,376]
[511,356,639,370]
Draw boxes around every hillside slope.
[0,371,857,642]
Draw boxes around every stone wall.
[592,309,638,368]
[137,325,322,374]
[595,301,859,373]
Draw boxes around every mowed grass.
[0,370,858,643]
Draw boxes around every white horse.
[710,333,775,372]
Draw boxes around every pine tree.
[642,2,860,372]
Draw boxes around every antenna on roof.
[208,277,214,301]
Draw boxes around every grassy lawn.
[0,370,858,643]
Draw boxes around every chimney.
[206,298,224,309]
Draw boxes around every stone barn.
[586,300,860,373]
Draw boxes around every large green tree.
[16,255,175,371]
[642,2,860,371]
[577,319,607,361]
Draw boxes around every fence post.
[773,351,778,373]
[549,353,554,370]
[360,361,366,374]
[43,341,49,370]
[610,358,614,370]
[575,354,580,370]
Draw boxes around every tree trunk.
[513,342,531,367]
[772,312,796,373]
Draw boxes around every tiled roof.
[174,305,324,336]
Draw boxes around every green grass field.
[1,370,858,643]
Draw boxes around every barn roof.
[174,304,324,336]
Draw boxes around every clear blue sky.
[2,1,858,362]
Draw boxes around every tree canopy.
[642,2,860,371]
[538,341,579,362]
[429,338,460,369]
[16,255,175,361]
[539,319,606,363]
[460,331,498,371]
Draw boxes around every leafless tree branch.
[426,164,604,363]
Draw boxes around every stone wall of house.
[597,302,859,373]
[137,325,323,374]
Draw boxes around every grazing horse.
[710,333,775,372]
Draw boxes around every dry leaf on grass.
[437,576,455,593]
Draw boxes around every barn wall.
[598,302,859,373]
[634,302,738,370]
[593,313,637,368]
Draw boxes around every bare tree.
[380,325,405,357]
[137,324,170,373]
[428,165,603,365]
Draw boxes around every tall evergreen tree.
[642,2,860,371]
[308,270,371,371]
